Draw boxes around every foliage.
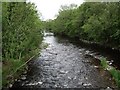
[2,2,43,87]
[109,68,120,88]
[45,2,120,49]
[100,58,120,88]
[100,58,108,69]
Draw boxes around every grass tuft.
[100,57,108,69]
[100,57,120,88]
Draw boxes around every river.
[12,33,118,89]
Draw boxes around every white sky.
[28,0,84,21]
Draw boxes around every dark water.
[12,33,119,89]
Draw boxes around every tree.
[46,2,120,48]
[2,2,43,87]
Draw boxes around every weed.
[100,58,120,88]
[100,57,108,69]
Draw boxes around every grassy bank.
[2,48,41,87]
[100,58,120,88]
[2,41,49,88]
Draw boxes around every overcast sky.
[27,0,84,21]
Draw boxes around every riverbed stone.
[12,34,117,88]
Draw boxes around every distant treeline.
[2,2,43,87]
[44,2,120,49]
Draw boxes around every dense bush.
[2,2,43,87]
[45,2,120,49]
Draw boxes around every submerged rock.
[11,34,117,88]
[21,76,26,80]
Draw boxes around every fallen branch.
[11,55,35,76]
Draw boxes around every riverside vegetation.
[100,58,120,88]
[43,2,120,87]
[2,1,120,88]
[2,2,43,87]
[44,2,120,49]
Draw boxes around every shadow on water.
[55,35,120,69]
[11,33,119,89]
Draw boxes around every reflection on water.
[43,36,58,46]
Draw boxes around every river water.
[12,33,118,89]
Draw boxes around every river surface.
[12,33,118,89]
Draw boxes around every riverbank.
[2,2,44,89]
[2,49,39,88]
[11,34,117,88]
[2,42,49,89]
[54,34,120,70]
[54,34,120,88]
